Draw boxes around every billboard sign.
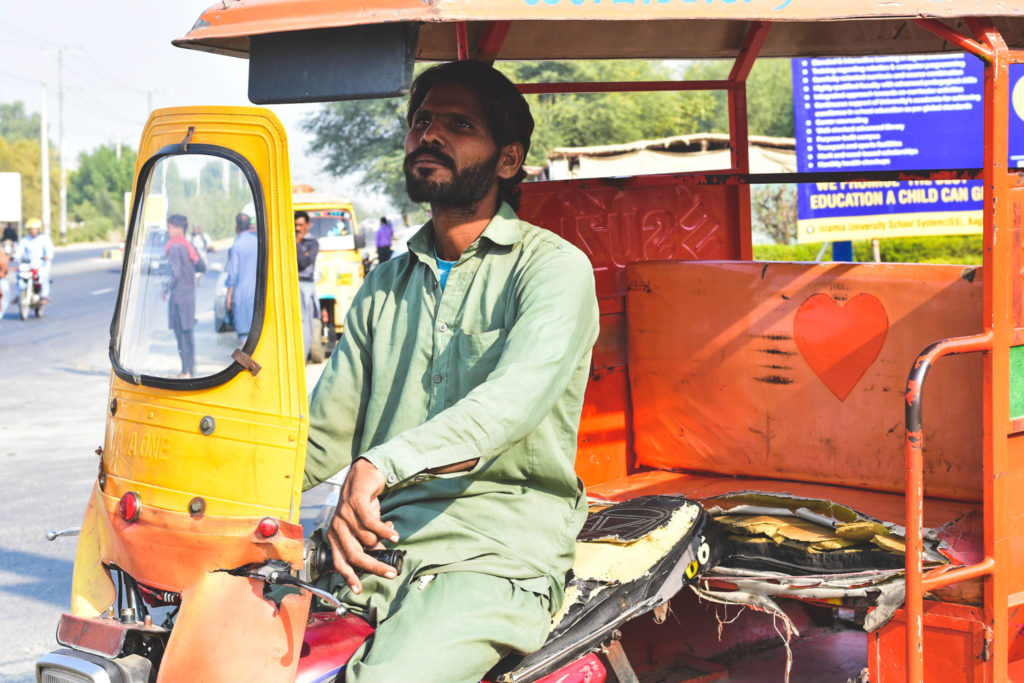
[793,53,1024,243]
[0,172,21,223]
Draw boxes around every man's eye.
[457,119,472,129]
[414,115,431,126]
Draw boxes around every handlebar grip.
[365,549,405,574]
[311,541,405,577]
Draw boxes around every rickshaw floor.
[721,627,866,682]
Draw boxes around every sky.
[0,0,365,201]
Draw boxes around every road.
[0,245,332,682]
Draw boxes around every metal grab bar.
[921,557,996,593]
[904,330,993,682]
[913,19,995,64]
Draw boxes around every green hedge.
[60,217,118,245]
[753,235,982,265]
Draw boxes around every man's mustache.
[404,147,456,171]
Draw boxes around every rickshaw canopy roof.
[175,0,1024,60]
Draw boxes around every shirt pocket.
[453,327,507,399]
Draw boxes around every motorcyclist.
[14,218,54,304]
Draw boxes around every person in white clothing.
[14,218,55,302]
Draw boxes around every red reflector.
[257,517,279,538]
[118,492,141,523]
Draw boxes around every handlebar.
[46,527,81,541]
[230,542,406,616]
[234,560,351,615]
[307,542,405,579]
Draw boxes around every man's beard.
[404,147,500,208]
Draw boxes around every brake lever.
[228,560,350,615]
[229,546,407,616]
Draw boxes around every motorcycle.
[17,260,46,320]
[39,495,725,683]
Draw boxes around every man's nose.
[418,120,444,147]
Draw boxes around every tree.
[673,59,794,138]
[0,100,61,232]
[303,58,796,211]
[0,136,59,224]
[503,60,683,167]
[146,155,253,240]
[68,144,137,238]
[0,102,42,143]
[752,184,797,244]
[306,61,690,211]
[305,95,416,213]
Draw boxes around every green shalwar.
[303,203,600,683]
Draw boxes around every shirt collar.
[408,202,522,265]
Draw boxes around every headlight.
[37,651,113,683]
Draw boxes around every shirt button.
[386,473,398,485]
[438,322,448,333]
[433,374,442,384]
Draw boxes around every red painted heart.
[793,293,889,401]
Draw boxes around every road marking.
[92,287,114,296]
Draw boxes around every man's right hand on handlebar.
[327,458,401,594]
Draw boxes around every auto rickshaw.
[37,2,1024,682]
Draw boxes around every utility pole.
[40,82,51,235]
[59,48,67,240]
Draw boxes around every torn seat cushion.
[589,470,985,607]
[488,495,728,683]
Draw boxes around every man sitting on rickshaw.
[303,60,600,682]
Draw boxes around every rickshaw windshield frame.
[109,143,269,391]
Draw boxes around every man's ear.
[497,142,525,180]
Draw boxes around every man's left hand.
[327,458,401,594]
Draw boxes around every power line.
[0,24,75,51]
[0,28,148,98]
[73,48,149,95]
[66,88,146,126]
[68,86,143,120]
[0,67,40,85]
[63,64,154,112]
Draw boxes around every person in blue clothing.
[225,210,258,344]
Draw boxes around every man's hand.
[327,458,401,594]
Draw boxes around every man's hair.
[294,210,310,223]
[235,213,251,233]
[167,214,188,229]
[407,60,534,211]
